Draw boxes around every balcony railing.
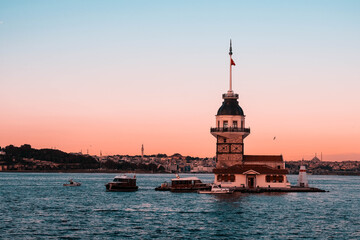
[210,127,250,133]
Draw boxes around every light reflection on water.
[1,173,359,239]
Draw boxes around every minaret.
[210,40,250,168]
[141,144,144,160]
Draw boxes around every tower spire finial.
[228,39,235,94]
[229,39,233,56]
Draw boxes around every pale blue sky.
[1,1,360,160]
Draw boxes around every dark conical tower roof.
[217,95,244,116]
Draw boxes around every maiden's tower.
[211,41,290,189]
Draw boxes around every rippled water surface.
[1,173,359,239]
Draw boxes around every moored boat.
[170,175,210,193]
[198,184,234,194]
[105,175,138,192]
[155,181,171,191]
[63,179,81,187]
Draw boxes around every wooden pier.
[232,186,327,193]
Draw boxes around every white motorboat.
[63,179,81,186]
[198,184,234,194]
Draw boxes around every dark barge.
[105,175,138,192]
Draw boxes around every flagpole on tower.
[228,39,236,96]
[229,39,233,93]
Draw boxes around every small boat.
[155,181,171,191]
[170,175,210,193]
[105,175,138,192]
[63,179,81,187]
[198,184,234,194]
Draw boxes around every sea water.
[1,173,359,239]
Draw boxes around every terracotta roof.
[244,155,283,162]
[213,164,288,175]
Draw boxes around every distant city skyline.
[1,1,360,161]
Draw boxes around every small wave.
[93,209,119,212]
[124,208,136,212]
[178,211,214,214]
[132,226,143,230]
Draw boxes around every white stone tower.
[211,40,250,168]
[297,165,309,187]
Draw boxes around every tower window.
[223,121,228,128]
[233,121,238,128]
[217,121,220,128]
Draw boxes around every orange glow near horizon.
[1,106,360,161]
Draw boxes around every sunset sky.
[1,1,359,161]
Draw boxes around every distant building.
[0,164,8,171]
[311,154,321,163]
[171,153,183,160]
[191,166,214,173]
[169,164,178,173]
[211,41,290,188]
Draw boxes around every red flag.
[231,58,236,66]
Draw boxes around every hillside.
[0,144,99,171]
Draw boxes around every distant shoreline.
[0,170,210,174]
[1,170,360,176]
[0,170,165,174]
